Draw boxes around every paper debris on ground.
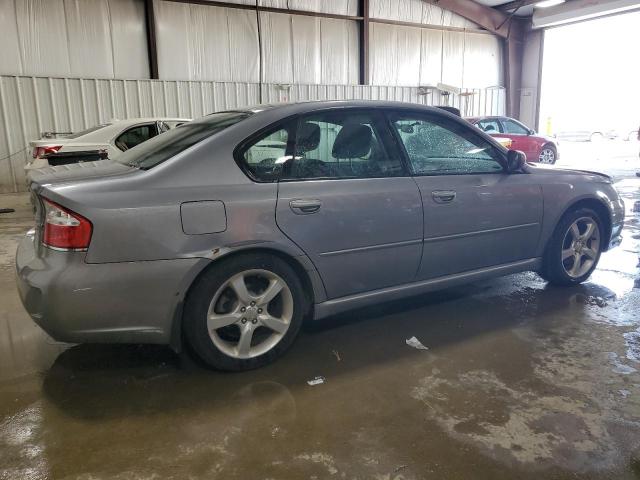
[406,336,429,350]
[307,376,325,386]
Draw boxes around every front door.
[276,109,423,299]
[500,118,537,160]
[388,111,543,280]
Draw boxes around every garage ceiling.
[476,0,537,17]
[477,0,640,26]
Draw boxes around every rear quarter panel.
[39,118,311,266]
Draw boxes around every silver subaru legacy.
[16,101,625,370]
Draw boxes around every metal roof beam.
[422,0,512,38]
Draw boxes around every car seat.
[331,123,373,177]
[291,122,331,178]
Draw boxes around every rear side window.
[284,110,404,180]
[116,111,251,170]
[240,126,292,182]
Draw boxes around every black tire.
[539,208,604,286]
[183,253,307,371]
[538,144,557,164]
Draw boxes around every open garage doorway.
[539,10,640,180]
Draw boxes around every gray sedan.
[16,101,625,370]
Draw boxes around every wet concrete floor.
[1,167,640,479]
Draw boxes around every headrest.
[297,122,320,153]
[332,124,372,158]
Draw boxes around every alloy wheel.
[207,269,293,359]
[539,148,555,164]
[561,217,600,278]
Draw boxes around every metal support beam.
[369,17,492,34]
[165,0,363,21]
[497,0,540,12]
[422,0,511,37]
[358,0,370,85]
[502,18,528,118]
[144,0,159,79]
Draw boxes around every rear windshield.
[67,124,111,138]
[116,111,252,170]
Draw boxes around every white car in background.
[27,118,190,170]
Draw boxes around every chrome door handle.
[290,199,322,214]
[432,190,456,203]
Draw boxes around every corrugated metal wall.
[154,1,360,84]
[0,0,501,89]
[154,0,501,88]
[0,74,505,193]
[369,0,502,88]
[0,0,507,193]
[0,0,149,79]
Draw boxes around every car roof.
[109,117,191,126]
[237,100,460,116]
[466,115,504,122]
[213,100,473,129]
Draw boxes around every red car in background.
[466,116,559,164]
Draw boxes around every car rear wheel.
[538,144,557,164]
[540,208,603,285]
[183,253,307,371]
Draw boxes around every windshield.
[67,124,111,139]
[116,111,252,170]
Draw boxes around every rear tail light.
[42,198,92,250]
[32,145,62,159]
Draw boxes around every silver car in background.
[16,101,625,370]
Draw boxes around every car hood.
[525,163,612,183]
[27,160,136,188]
[538,134,556,143]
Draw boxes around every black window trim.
[384,108,509,177]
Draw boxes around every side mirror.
[506,150,526,172]
[528,129,535,136]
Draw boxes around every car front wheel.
[540,208,603,285]
[183,253,307,371]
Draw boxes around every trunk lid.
[27,160,136,188]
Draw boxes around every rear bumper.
[16,232,201,345]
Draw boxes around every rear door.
[387,110,543,280]
[275,109,423,299]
